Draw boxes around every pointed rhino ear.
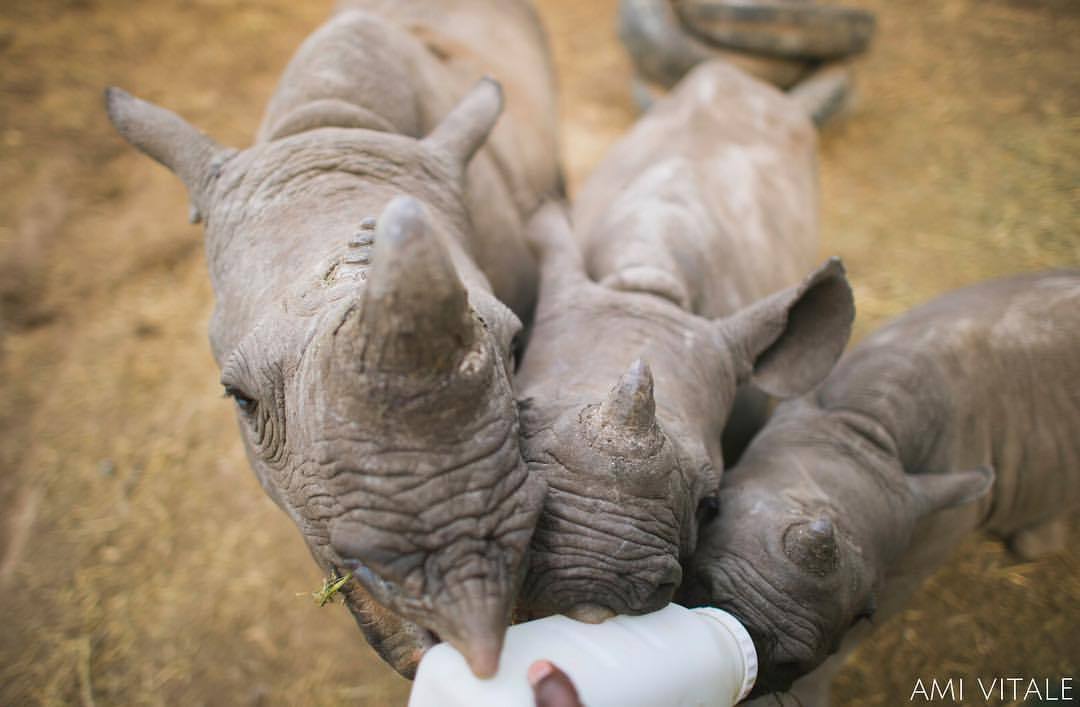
[908,466,995,518]
[716,257,854,398]
[422,77,503,175]
[104,87,233,223]
[525,200,588,289]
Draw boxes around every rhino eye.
[853,595,877,625]
[224,385,257,414]
[508,333,524,371]
[220,341,288,466]
[225,381,287,465]
[697,495,720,526]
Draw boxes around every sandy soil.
[0,0,1077,705]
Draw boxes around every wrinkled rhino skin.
[516,61,854,622]
[687,270,1080,703]
[106,0,561,679]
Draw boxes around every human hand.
[528,660,583,707]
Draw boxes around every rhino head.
[105,79,545,678]
[515,203,854,622]
[683,402,994,694]
[518,355,699,621]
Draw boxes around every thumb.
[529,660,584,707]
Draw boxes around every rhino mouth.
[341,594,539,680]
[334,572,439,679]
[418,626,441,650]
[335,572,554,676]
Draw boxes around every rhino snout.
[437,596,507,678]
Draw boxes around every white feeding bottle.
[407,603,757,707]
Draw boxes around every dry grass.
[0,0,1076,704]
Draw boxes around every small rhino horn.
[597,359,657,434]
[783,515,840,575]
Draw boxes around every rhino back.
[331,0,560,214]
[255,3,560,315]
[335,0,560,185]
[573,59,819,318]
[822,270,1080,534]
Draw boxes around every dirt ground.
[0,0,1077,705]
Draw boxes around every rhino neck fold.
[256,10,430,145]
[815,344,952,477]
[262,99,402,142]
[581,167,711,313]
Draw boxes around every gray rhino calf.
[106,0,561,679]
[515,61,854,622]
[685,270,1080,703]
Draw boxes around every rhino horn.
[782,516,840,576]
[436,592,509,679]
[597,358,658,435]
[349,196,473,372]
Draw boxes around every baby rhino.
[107,0,560,679]
[685,270,1080,703]
[515,60,854,622]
